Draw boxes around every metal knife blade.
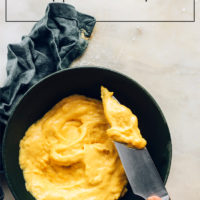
[114,142,170,200]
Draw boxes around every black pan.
[3,66,172,200]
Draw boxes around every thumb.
[147,196,162,200]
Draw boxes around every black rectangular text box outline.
[5,0,196,22]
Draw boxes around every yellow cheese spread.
[19,87,146,200]
[101,87,147,149]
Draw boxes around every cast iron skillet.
[3,66,172,200]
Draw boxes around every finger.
[147,196,162,200]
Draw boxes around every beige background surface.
[0,0,200,199]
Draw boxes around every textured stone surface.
[0,0,200,199]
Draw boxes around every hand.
[147,196,162,200]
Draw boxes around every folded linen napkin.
[0,3,95,199]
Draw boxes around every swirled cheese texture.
[19,87,146,200]
[19,95,127,200]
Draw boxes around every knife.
[114,142,170,200]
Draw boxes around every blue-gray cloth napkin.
[0,3,95,199]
